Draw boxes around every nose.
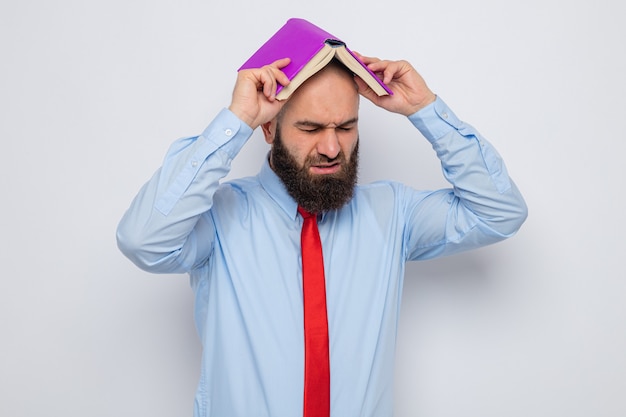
[316,128,341,160]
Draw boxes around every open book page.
[276,42,391,100]
[334,48,391,96]
[276,43,337,100]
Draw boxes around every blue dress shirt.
[117,97,527,417]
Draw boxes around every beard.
[270,128,359,214]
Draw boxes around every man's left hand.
[353,53,437,116]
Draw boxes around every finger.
[383,63,399,84]
[352,51,380,65]
[365,58,391,73]
[368,60,405,84]
[258,60,292,100]
[259,68,277,100]
[271,66,291,89]
[354,76,375,99]
[359,59,393,84]
[355,75,390,109]
[268,57,291,88]
[270,57,291,69]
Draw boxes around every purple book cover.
[239,18,392,95]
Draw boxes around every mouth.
[309,163,341,175]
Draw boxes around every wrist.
[404,92,437,116]
[228,104,257,129]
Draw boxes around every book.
[238,18,393,100]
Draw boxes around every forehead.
[280,66,360,124]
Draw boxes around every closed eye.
[337,118,358,132]
[295,118,358,133]
[299,127,321,133]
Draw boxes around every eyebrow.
[294,117,359,129]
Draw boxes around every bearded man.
[117,54,527,417]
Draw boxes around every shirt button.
[441,112,449,119]
[224,128,233,136]
[191,160,198,167]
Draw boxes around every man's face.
[264,65,361,212]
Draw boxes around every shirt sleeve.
[116,108,253,273]
[402,97,528,260]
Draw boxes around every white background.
[1,0,625,416]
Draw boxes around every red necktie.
[298,207,330,417]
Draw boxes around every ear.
[261,120,276,144]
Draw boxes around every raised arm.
[355,53,527,259]
[117,59,291,273]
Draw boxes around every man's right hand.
[228,58,291,130]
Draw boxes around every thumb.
[354,76,381,105]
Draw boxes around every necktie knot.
[298,206,315,219]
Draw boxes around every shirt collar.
[257,154,299,221]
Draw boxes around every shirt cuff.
[407,96,467,143]
[200,108,254,159]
